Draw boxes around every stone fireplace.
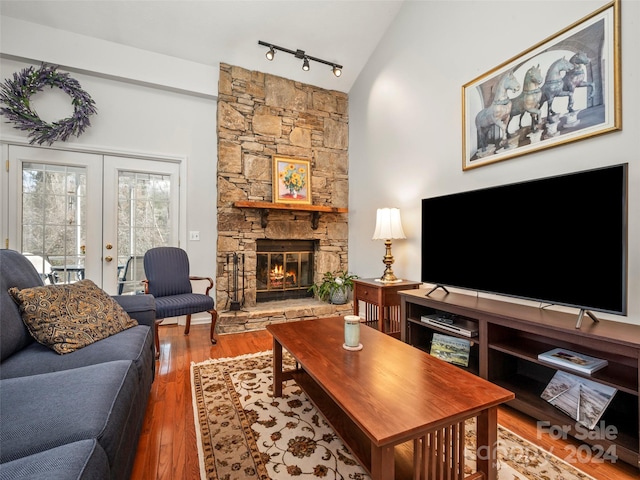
[216,64,352,333]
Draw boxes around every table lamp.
[372,207,406,282]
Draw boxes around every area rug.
[191,351,595,480]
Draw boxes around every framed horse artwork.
[462,0,621,170]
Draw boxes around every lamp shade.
[372,208,406,240]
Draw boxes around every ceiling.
[0,0,404,92]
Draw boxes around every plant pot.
[330,288,349,305]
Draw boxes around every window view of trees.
[117,171,171,262]
[116,171,172,294]
[21,162,86,283]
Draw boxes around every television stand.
[400,288,640,470]
[576,308,600,329]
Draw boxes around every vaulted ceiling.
[0,0,404,92]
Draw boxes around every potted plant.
[309,270,358,305]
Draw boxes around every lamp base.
[375,277,403,283]
[379,239,399,283]
[379,271,400,283]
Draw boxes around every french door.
[103,155,179,293]
[6,145,180,295]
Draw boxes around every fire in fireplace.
[256,239,315,302]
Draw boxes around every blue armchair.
[143,247,217,358]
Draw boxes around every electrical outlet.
[189,231,200,241]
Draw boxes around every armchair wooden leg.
[184,314,192,335]
[210,309,218,345]
[154,319,162,359]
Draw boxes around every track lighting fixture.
[266,47,275,61]
[258,40,343,78]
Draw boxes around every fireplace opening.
[256,239,315,302]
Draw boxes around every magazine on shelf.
[541,370,617,430]
[429,333,471,367]
[538,347,608,375]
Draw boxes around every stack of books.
[538,348,608,375]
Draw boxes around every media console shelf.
[399,288,640,469]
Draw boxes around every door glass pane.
[285,253,299,288]
[117,171,172,294]
[21,163,86,284]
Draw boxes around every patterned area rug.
[191,351,595,480]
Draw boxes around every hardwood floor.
[131,324,638,480]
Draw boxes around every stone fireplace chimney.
[216,64,351,333]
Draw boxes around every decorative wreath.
[0,63,97,146]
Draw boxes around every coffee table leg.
[370,444,394,480]
[476,406,499,480]
[272,337,283,397]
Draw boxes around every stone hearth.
[217,299,353,334]
[216,64,350,332]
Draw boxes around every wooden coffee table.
[267,317,514,480]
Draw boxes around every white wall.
[0,45,218,285]
[349,0,640,325]
[0,17,217,97]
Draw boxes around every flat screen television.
[421,164,628,318]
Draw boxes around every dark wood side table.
[353,278,421,337]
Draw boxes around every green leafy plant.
[309,270,358,303]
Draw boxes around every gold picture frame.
[272,156,312,205]
[462,0,621,170]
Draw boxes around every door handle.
[105,256,113,262]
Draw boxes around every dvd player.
[420,314,479,337]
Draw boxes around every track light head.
[266,47,275,61]
[302,57,310,71]
[332,65,342,77]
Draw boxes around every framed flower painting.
[272,156,312,205]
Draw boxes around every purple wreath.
[0,63,97,145]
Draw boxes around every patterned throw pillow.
[9,279,138,354]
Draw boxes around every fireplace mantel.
[233,201,348,230]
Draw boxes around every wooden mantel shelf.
[233,201,348,229]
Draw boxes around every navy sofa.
[0,249,156,480]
